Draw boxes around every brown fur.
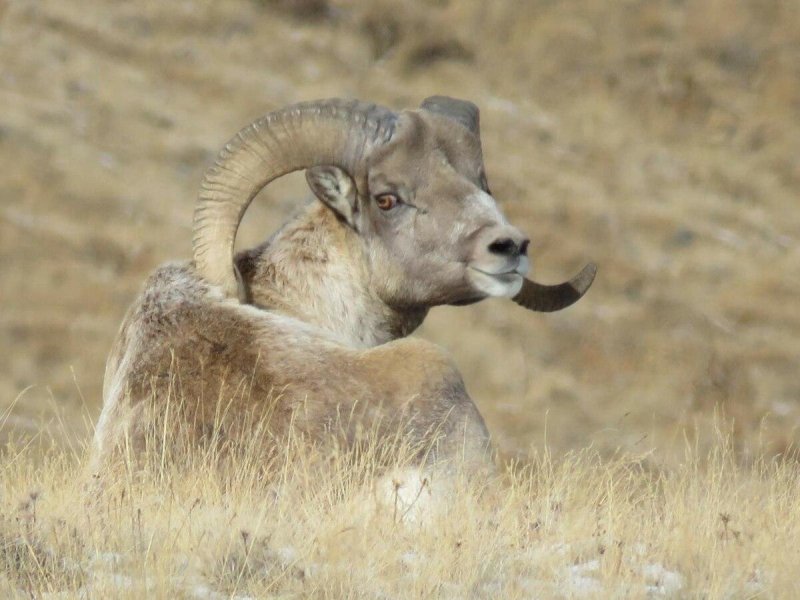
[93,213,492,475]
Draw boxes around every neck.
[236,203,428,348]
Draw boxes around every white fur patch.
[467,268,524,298]
[467,191,506,224]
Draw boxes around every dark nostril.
[519,239,530,256]
[488,237,519,257]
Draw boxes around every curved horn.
[194,99,397,298]
[419,95,480,136]
[513,263,597,312]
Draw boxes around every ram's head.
[193,97,595,311]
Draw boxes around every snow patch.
[642,562,684,596]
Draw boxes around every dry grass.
[2,408,799,598]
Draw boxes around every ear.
[305,166,359,229]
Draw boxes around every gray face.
[306,109,529,309]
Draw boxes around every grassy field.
[2,410,800,598]
[1,0,799,596]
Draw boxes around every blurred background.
[1,0,798,466]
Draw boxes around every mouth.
[469,266,523,281]
[469,253,529,280]
[469,265,525,278]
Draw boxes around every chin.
[466,269,524,298]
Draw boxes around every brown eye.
[375,193,398,211]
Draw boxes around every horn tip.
[574,262,598,293]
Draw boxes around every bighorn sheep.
[92,97,595,491]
